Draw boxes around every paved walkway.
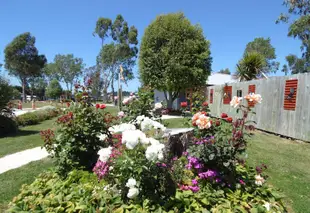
[0,147,49,174]
[0,128,193,174]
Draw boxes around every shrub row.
[16,108,61,126]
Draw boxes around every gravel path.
[0,147,49,174]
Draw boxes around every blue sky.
[0,0,302,92]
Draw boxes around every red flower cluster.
[96,104,106,109]
[215,119,221,126]
[202,102,208,107]
[181,102,188,108]
[40,129,55,145]
[57,112,73,124]
[221,113,228,118]
[225,117,233,123]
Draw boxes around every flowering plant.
[42,81,114,177]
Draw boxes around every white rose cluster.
[154,102,163,110]
[109,123,136,133]
[136,115,166,132]
[122,130,149,149]
[145,138,165,162]
[97,146,113,163]
[97,133,107,141]
[126,178,139,199]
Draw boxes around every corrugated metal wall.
[207,73,310,142]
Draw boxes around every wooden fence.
[207,73,310,142]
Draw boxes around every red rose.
[181,102,188,108]
[221,113,228,118]
[192,120,197,126]
[68,112,73,118]
[215,120,221,126]
[201,111,208,116]
[100,104,106,109]
[226,117,233,123]
[66,102,70,107]
[96,103,100,109]
[203,102,208,106]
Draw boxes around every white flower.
[109,123,136,133]
[98,133,107,141]
[255,175,265,186]
[126,178,137,188]
[118,111,125,118]
[263,202,271,211]
[109,166,114,171]
[104,185,110,191]
[136,115,146,124]
[127,187,139,199]
[122,130,148,149]
[154,102,163,109]
[97,146,113,163]
[230,96,242,108]
[140,117,166,132]
[145,142,165,162]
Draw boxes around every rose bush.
[8,86,287,212]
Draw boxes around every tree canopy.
[218,68,231,75]
[94,15,138,99]
[139,12,212,107]
[282,54,310,75]
[48,54,84,92]
[4,32,47,102]
[46,79,63,99]
[277,0,310,63]
[235,52,266,81]
[244,37,279,74]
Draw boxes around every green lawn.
[247,132,310,213]
[164,117,310,213]
[164,118,189,128]
[0,118,57,158]
[0,158,54,211]
[11,100,63,108]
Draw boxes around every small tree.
[139,12,212,108]
[46,79,63,100]
[235,52,265,81]
[84,65,104,101]
[244,37,279,75]
[282,54,310,75]
[4,32,47,102]
[49,54,84,96]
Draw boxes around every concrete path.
[161,115,183,120]
[0,147,49,174]
[12,106,56,117]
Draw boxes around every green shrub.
[16,108,60,126]
[0,115,17,136]
[42,83,113,177]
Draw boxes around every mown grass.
[0,118,57,158]
[0,158,54,211]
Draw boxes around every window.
[284,79,298,111]
[223,86,232,104]
[248,85,256,107]
[210,89,214,104]
[237,90,242,97]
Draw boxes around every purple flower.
[188,185,200,193]
[198,169,217,179]
[215,178,221,183]
[93,160,110,180]
[192,179,198,185]
[172,156,178,161]
[182,151,188,156]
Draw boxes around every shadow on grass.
[0,130,40,139]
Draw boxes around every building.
[154,73,236,109]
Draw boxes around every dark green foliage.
[45,79,62,99]
[139,12,212,108]
[0,115,17,137]
[4,32,47,102]
[16,108,60,126]
[235,52,266,81]
[0,76,14,111]
[244,37,279,74]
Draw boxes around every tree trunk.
[22,78,26,103]
[111,78,115,103]
[102,88,108,102]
